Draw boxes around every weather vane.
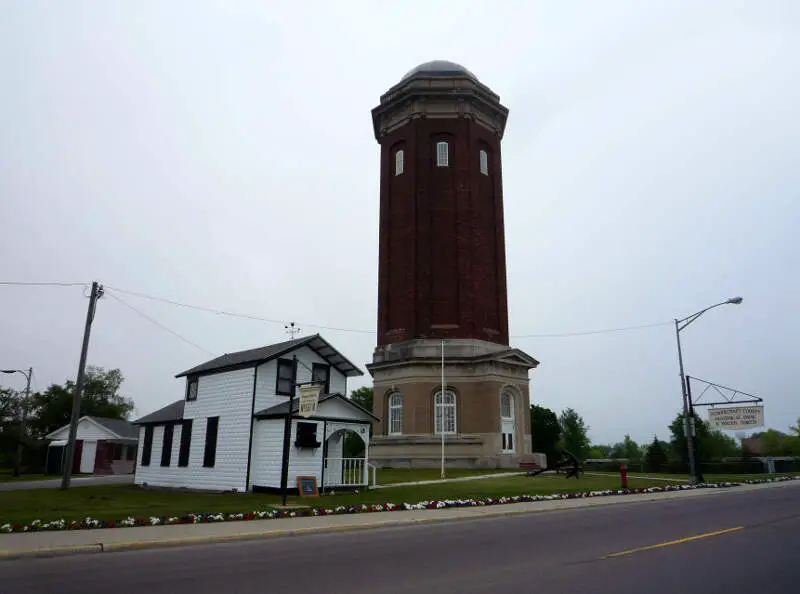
[285,322,301,339]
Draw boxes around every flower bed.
[1,476,797,534]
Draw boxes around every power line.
[104,286,373,334]
[106,285,671,340]
[106,292,217,357]
[0,281,87,288]
[513,320,672,338]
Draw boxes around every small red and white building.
[45,416,138,475]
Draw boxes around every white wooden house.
[132,334,375,493]
[45,416,138,475]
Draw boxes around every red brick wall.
[376,117,509,346]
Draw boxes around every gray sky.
[1,1,798,446]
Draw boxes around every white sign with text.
[707,405,764,431]
[298,384,322,418]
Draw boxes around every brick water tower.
[366,60,542,469]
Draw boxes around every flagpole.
[441,338,445,479]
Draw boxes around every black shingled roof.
[175,334,364,379]
[87,416,139,439]
[132,400,185,425]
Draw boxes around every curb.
[2,479,797,561]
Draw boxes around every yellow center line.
[604,526,744,559]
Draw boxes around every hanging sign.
[298,384,322,418]
[707,405,764,431]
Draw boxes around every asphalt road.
[0,475,133,491]
[1,483,798,593]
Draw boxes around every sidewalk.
[2,480,797,560]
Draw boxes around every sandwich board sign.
[707,406,764,431]
[298,384,322,418]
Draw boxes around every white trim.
[500,387,517,454]
[388,392,403,435]
[45,416,126,440]
[395,149,404,176]
[436,142,449,167]
[434,390,457,435]
[49,439,67,447]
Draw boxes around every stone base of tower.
[366,338,542,469]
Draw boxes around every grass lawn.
[0,473,662,526]
[0,470,92,483]
[375,468,519,485]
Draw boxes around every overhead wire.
[105,292,217,357]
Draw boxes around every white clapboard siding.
[287,419,324,487]
[135,368,255,492]
[134,424,184,487]
[254,346,349,413]
[249,419,284,489]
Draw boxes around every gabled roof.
[132,399,185,425]
[175,334,365,379]
[45,415,138,440]
[254,392,378,421]
[87,416,138,439]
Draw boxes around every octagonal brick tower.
[367,61,542,469]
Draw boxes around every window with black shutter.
[203,417,219,468]
[275,358,295,395]
[141,426,154,466]
[178,419,193,467]
[311,363,330,393]
[160,424,174,467]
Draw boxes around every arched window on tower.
[500,389,516,453]
[436,141,449,167]
[479,149,489,175]
[388,392,403,435]
[434,389,457,434]
[395,149,404,176]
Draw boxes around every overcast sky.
[1,1,797,446]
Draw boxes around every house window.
[178,419,193,467]
[141,426,154,466]
[160,424,174,467]
[203,417,219,468]
[436,141,449,167]
[311,363,330,393]
[388,392,403,435]
[294,421,321,448]
[434,389,457,435]
[276,358,295,396]
[480,150,489,175]
[186,378,198,401]
[395,149,404,175]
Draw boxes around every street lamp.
[674,297,742,484]
[1,367,33,477]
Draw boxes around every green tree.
[530,405,561,465]
[609,434,641,461]
[668,411,713,469]
[790,417,800,437]
[558,407,590,461]
[703,429,740,459]
[348,386,373,413]
[28,366,134,438]
[644,436,669,472]
[588,445,610,459]
[343,387,374,458]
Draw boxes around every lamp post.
[1,367,33,477]
[675,296,742,484]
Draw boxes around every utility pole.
[280,355,298,506]
[61,281,103,490]
[2,367,32,477]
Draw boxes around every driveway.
[0,475,134,491]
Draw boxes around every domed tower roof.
[401,60,478,81]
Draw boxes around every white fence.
[323,457,369,488]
